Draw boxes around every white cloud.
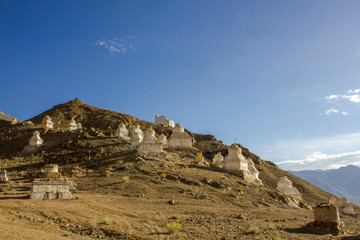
[325,89,360,104]
[94,37,135,54]
[320,108,348,116]
[326,95,340,100]
[323,88,360,115]
[260,132,360,168]
[348,89,360,94]
[324,108,339,115]
[277,150,360,171]
[346,94,360,103]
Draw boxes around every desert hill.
[0,99,359,239]
[0,110,19,127]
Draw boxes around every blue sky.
[1,0,360,170]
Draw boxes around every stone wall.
[155,115,175,128]
[29,181,73,200]
[312,204,344,233]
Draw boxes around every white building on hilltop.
[155,115,175,128]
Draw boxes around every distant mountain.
[290,165,360,206]
[0,110,19,127]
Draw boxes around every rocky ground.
[0,99,359,239]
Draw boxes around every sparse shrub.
[196,152,204,161]
[171,215,179,220]
[273,237,281,240]
[88,218,97,228]
[160,173,167,179]
[105,170,111,177]
[101,216,112,225]
[63,231,71,237]
[248,226,260,234]
[236,187,242,192]
[166,221,181,234]
[267,224,275,230]
[122,176,129,182]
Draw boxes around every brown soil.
[0,99,359,240]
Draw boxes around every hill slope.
[0,99,359,239]
[0,110,19,127]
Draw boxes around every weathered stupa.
[212,152,224,168]
[130,125,143,150]
[158,133,168,146]
[277,176,302,201]
[41,115,54,129]
[312,204,344,234]
[222,144,262,185]
[329,197,355,215]
[168,123,192,148]
[131,124,143,139]
[114,123,129,138]
[68,118,78,131]
[23,131,44,152]
[137,128,163,155]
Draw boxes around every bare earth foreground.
[0,99,359,240]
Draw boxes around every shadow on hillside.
[283,225,333,236]
[0,195,29,200]
[341,236,360,240]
